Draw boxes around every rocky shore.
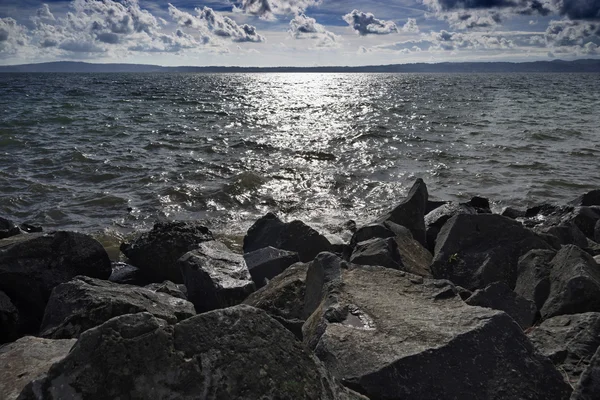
[1,179,600,399]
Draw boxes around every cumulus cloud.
[288,14,338,46]
[343,10,399,36]
[0,18,30,56]
[545,19,600,48]
[237,0,321,19]
[402,18,420,33]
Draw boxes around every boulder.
[375,178,428,247]
[178,241,255,313]
[570,190,600,207]
[0,336,76,400]
[515,249,556,310]
[539,223,588,249]
[145,281,187,299]
[0,290,19,344]
[571,346,600,400]
[465,281,538,329]
[120,221,214,283]
[431,214,550,290]
[243,246,300,288]
[19,308,362,400]
[0,217,20,239]
[19,224,42,234]
[350,237,403,270]
[387,222,433,277]
[244,262,309,339]
[39,276,195,339]
[302,260,571,400]
[108,261,150,285]
[568,207,600,240]
[243,213,331,262]
[424,202,477,252]
[349,224,395,248]
[540,245,600,319]
[595,219,600,243]
[466,196,492,214]
[501,207,527,219]
[527,313,600,388]
[0,232,111,334]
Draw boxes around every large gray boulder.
[528,313,600,388]
[39,276,195,339]
[0,217,20,239]
[0,290,19,344]
[243,246,300,288]
[424,201,476,252]
[431,214,550,290]
[243,212,331,262]
[0,336,76,400]
[120,221,214,283]
[515,249,556,310]
[375,178,428,247]
[0,232,111,334]
[350,237,403,270]
[19,307,363,400]
[178,241,255,313]
[302,258,571,400]
[595,219,600,243]
[570,190,600,207]
[571,346,600,400]
[540,245,600,319]
[465,281,538,329]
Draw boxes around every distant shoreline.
[1,59,600,73]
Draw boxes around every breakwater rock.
[1,179,600,399]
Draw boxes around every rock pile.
[1,179,600,399]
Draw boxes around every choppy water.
[1,72,599,247]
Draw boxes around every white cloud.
[402,18,420,33]
[237,0,321,20]
[343,10,399,36]
[288,14,338,47]
[0,18,30,57]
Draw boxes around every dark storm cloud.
[343,10,399,35]
[557,0,600,20]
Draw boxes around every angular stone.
[0,290,19,344]
[0,232,111,334]
[0,217,20,239]
[540,245,600,319]
[39,276,195,339]
[108,261,149,285]
[570,190,600,207]
[243,213,331,263]
[571,346,600,400]
[244,262,309,339]
[349,224,395,248]
[303,252,345,319]
[466,196,492,213]
[375,178,428,247]
[465,281,538,329]
[501,207,527,219]
[145,281,187,300]
[178,241,255,313]
[388,223,433,278]
[244,246,300,288]
[350,237,403,270]
[431,214,550,290]
[515,249,556,310]
[528,313,600,388]
[568,207,600,240]
[302,263,571,400]
[19,308,361,400]
[424,202,477,252]
[540,222,589,249]
[0,336,76,400]
[595,219,600,243]
[120,221,214,284]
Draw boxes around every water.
[1,72,599,247]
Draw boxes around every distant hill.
[1,59,600,73]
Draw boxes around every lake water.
[1,72,599,248]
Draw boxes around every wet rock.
[302,261,571,400]
[375,178,428,247]
[39,276,195,339]
[178,241,255,313]
[20,308,361,400]
[349,224,395,248]
[120,221,214,284]
[19,223,42,233]
[431,214,550,290]
[0,336,76,400]
[465,281,538,329]
[515,249,556,310]
[145,281,187,300]
[0,290,19,344]
[571,346,600,400]
[570,190,600,207]
[527,313,600,388]
[243,212,331,262]
[540,245,600,319]
[0,217,21,239]
[424,202,477,252]
[502,206,527,219]
[350,237,403,270]
[244,262,309,339]
[108,261,149,285]
[0,232,111,334]
[244,246,300,288]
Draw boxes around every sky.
[0,0,599,66]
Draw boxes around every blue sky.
[0,0,599,66]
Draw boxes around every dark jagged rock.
[456,285,473,300]
[425,200,448,215]
[244,262,309,339]
[540,245,600,319]
[40,276,195,339]
[526,204,571,219]
[303,252,345,319]
[431,214,550,291]
[0,290,19,344]
[570,190,600,207]
[302,261,571,400]
[538,222,589,249]
[465,281,538,329]
[349,224,395,248]
[568,207,600,240]
[0,217,21,239]
[20,308,362,400]
[0,336,76,400]
[145,281,187,299]
[502,206,527,219]
[595,219,600,243]
[244,246,300,288]
[466,196,492,213]
[120,221,214,283]
[572,346,600,400]
[0,232,111,334]
[375,178,428,247]
[387,222,433,277]
[108,261,149,285]
[515,249,556,310]
[350,237,403,270]
[178,241,255,313]
[243,212,332,262]
[19,224,42,233]
[424,202,477,252]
